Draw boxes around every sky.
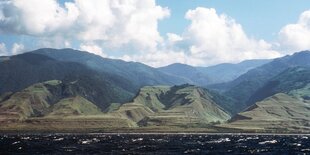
[0,0,310,67]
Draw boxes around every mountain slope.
[33,48,190,92]
[47,96,102,117]
[223,93,310,132]
[197,59,271,84]
[247,66,310,105]
[0,52,133,107]
[222,51,310,110]
[158,59,270,85]
[158,63,211,85]
[113,84,232,127]
[0,79,135,122]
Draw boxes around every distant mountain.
[158,59,270,85]
[33,48,190,93]
[158,63,211,85]
[199,59,271,84]
[113,84,232,127]
[222,51,310,110]
[223,93,310,133]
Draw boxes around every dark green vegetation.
[247,66,310,105]
[220,51,310,111]
[0,48,309,133]
[33,48,189,93]
[0,52,133,106]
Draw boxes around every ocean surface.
[0,133,309,154]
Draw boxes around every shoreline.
[0,132,310,136]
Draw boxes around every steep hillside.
[0,79,134,121]
[113,84,232,127]
[33,48,190,92]
[47,96,102,117]
[223,93,310,132]
[222,51,310,110]
[247,67,310,105]
[0,52,133,105]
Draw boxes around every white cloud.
[11,43,24,55]
[0,0,79,36]
[80,42,106,57]
[0,0,169,52]
[0,1,285,67]
[120,49,204,67]
[0,42,7,56]
[183,7,280,65]
[167,33,183,43]
[279,10,310,53]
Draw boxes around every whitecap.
[21,137,31,140]
[53,138,64,141]
[259,140,277,145]
[132,138,143,142]
[207,138,231,143]
[12,141,20,145]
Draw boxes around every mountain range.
[0,48,309,133]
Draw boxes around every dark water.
[0,133,309,155]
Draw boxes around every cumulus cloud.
[0,0,169,52]
[279,10,310,53]
[11,43,24,55]
[167,33,183,43]
[183,7,280,65]
[107,7,283,67]
[120,49,204,67]
[0,1,284,67]
[0,42,7,56]
[0,0,79,36]
[0,42,24,56]
[80,42,106,57]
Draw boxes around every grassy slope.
[113,85,231,127]
[47,96,103,117]
[222,93,310,132]
[0,81,58,120]
[221,51,310,111]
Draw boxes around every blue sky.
[157,0,310,41]
[0,0,310,67]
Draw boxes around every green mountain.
[247,66,310,105]
[158,59,270,85]
[0,79,136,121]
[113,84,231,127]
[197,59,271,84]
[223,93,310,132]
[220,51,310,111]
[0,82,232,130]
[47,96,102,117]
[0,52,133,105]
[158,63,211,85]
[221,67,310,133]
[33,48,190,93]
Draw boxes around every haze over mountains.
[0,48,309,133]
[158,59,271,85]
